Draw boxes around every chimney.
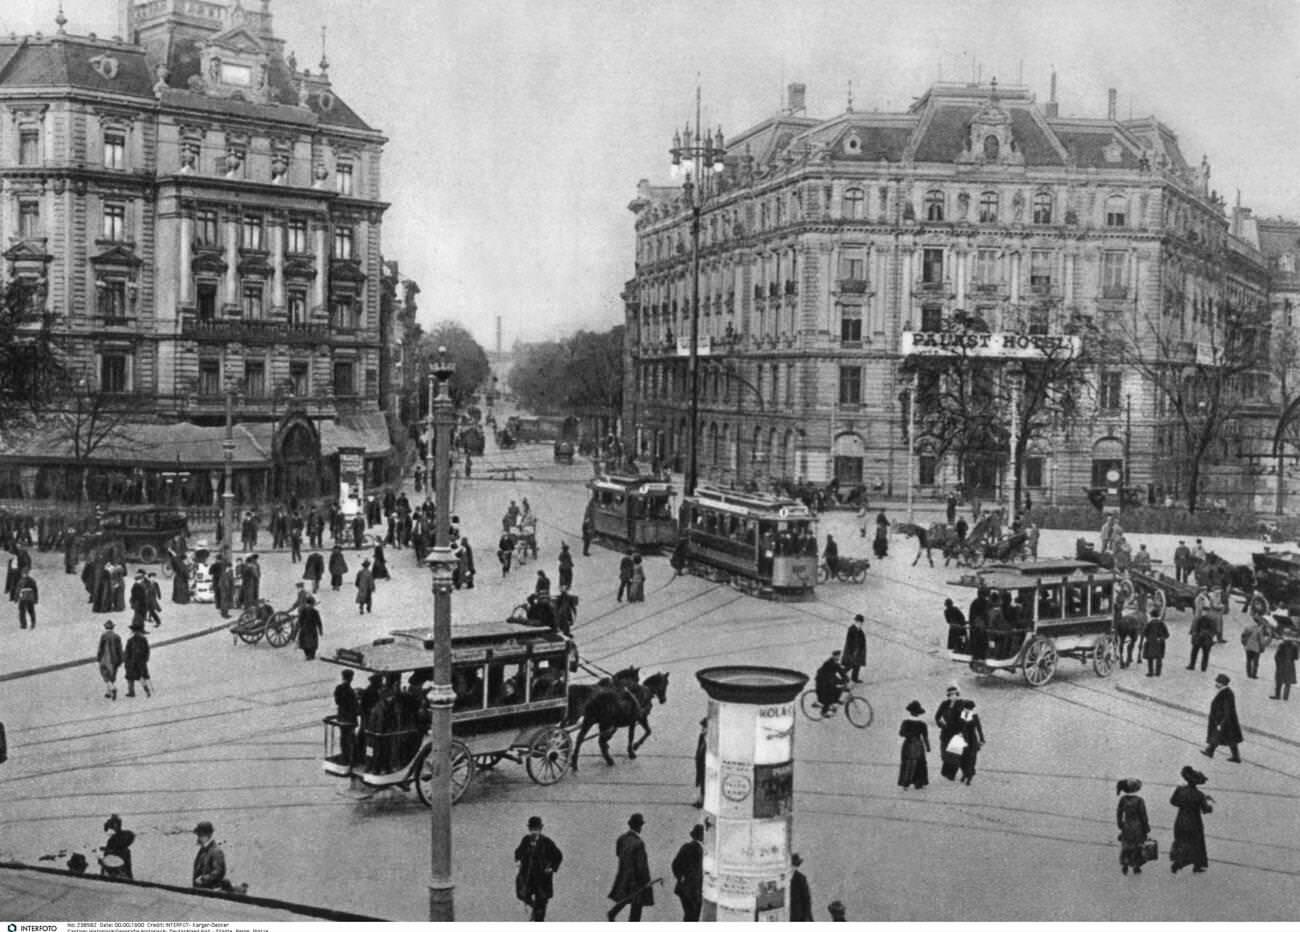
[1107,88,1117,121]
[787,82,806,114]
[1044,70,1059,117]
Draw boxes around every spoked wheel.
[799,689,825,721]
[416,740,475,806]
[525,726,574,786]
[1022,636,1058,687]
[265,612,295,647]
[844,695,874,728]
[509,603,529,622]
[1148,587,1168,620]
[851,565,868,584]
[816,565,830,584]
[159,559,174,579]
[234,613,262,644]
[1092,634,1119,678]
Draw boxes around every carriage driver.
[814,650,848,715]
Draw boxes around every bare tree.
[43,377,144,502]
[0,278,66,431]
[1103,298,1270,512]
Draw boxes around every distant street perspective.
[3,0,1300,924]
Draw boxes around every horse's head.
[613,666,640,686]
[643,671,669,705]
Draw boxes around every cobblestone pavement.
[2,460,1298,920]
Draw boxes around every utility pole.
[221,386,236,567]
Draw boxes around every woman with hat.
[99,814,135,880]
[1115,779,1150,875]
[97,620,124,700]
[897,700,931,789]
[1170,766,1213,873]
[957,700,985,785]
[123,620,152,698]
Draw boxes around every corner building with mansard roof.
[0,0,390,506]
[625,80,1272,509]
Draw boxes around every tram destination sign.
[901,330,1082,360]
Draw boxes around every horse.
[568,668,669,771]
[1115,600,1145,668]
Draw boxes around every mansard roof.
[0,35,155,98]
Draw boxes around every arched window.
[1032,191,1053,224]
[924,190,945,221]
[978,191,999,223]
[842,188,864,220]
[1106,194,1127,228]
[983,135,1000,160]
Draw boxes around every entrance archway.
[274,415,322,503]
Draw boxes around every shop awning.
[0,422,274,468]
[320,411,392,457]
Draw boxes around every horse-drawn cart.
[948,560,1121,687]
[1075,539,1191,617]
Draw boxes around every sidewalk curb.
[1114,681,1300,750]
[0,619,233,684]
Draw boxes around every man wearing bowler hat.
[608,813,653,921]
[670,824,704,921]
[192,821,227,890]
[514,815,563,921]
[1202,673,1243,762]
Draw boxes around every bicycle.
[799,684,873,728]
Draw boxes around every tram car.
[585,473,677,551]
[321,624,577,804]
[678,486,818,598]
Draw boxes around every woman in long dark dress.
[873,511,890,559]
[957,700,985,785]
[168,549,190,605]
[898,700,930,789]
[1115,778,1150,875]
[1170,765,1213,873]
[371,543,390,580]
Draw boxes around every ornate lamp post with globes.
[669,90,725,495]
[426,346,457,921]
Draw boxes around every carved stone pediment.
[89,243,144,268]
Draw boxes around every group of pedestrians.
[1110,765,1214,876]
[896,684,986,789]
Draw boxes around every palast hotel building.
[0,0,393,506]
[625,80,1280,508]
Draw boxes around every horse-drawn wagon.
[948,560,1121,687]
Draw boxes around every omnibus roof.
[322,625,570,673]
[685,486,812,518]
[949,568,1112,591]
[982,559,1107,577]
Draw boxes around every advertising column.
[695,666,808,921]
[338,445,365,517]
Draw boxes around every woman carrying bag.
[1115,778,1150,875]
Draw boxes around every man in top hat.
[192,821,227,890]
[1203,674,1243,762]
[124,619,152,697]
[814,650,847,716]
[355,559,375,614]
[146,572,163,626]
[298,595,324,660]
[842,614,867,683]
[97,620,124,700]
[608,813,653,921]
[129,569,151,628]
[788,853,813,921]
[514,815,563,921]
[670,824,704,921]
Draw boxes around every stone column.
[313,218,328,313]
[271,214,285,310]
[179,210,194,304]
[224,210,238,309]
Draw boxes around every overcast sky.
[10,0,1300,348]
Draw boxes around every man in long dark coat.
[788,853,813,921]
[355,561,375,614]
[842,614,867,683]
[670,824,704,921]
[240,556,261,610]
[303,549,325,593]
[1203,673,1243,762]
[616,552,635,603]
[607,812,653,921]
[297,595,323,660]
[328,546,349,591]
[129,570,150,627]
[514,815,563,921]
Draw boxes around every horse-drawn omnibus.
[321,624,577,804]
[585,473,677,551]
[678,486,818,598]
[947,561,1121,687]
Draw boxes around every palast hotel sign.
[900,330,1082,360]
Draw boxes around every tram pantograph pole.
[427,346,457,921]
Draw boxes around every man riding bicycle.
[814,650,848,715]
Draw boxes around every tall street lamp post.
[426,347,457,921]
[669,89,725,496]
[221,384,240,567]
[424,370,435,502]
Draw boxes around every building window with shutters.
[290,361,310,396]
[921,304,943,333]
[838,366,862,406]
[18,128,39,165]
[104,131,126,170]
[365,368,378,398]
[196,282,218,321]
[1025,456,1045,488]
[1030,250,1053,291]
[974,249,999,286]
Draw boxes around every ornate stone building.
[625,80,1269,507]
[0,0,390,505]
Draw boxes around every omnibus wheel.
[845,695,874,729]
[525,726,573,786]
[418,740,474,806]
[1092,634,1119,678]
[1022,636,1058,687]
[1149,588,1168,620]
[159,559,174,579]
[138,544,159,564]
[265,612,295,647]
[798,690,824,721]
